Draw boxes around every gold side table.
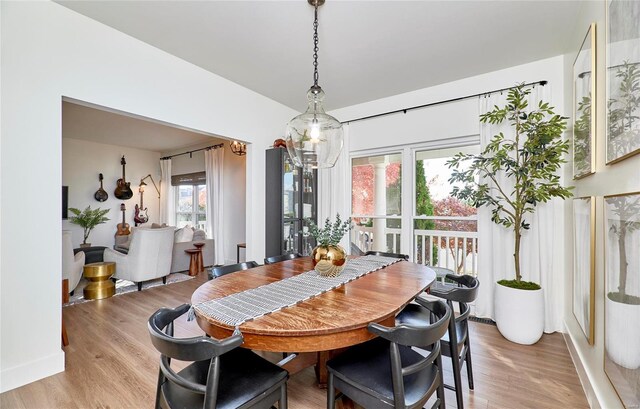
[83,262,116,300]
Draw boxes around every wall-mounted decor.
[606,0,640,164]
[572,197,595,344]
[94,173,108,202]
[573,24,596,179]
[114,156,133,200]
[604,191,640,408]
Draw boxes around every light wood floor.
[1,271,589,409]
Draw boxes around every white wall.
[164,142,247,265]
[330,56,565,153]
[561,2,640,409]
[62,138,162,248]
[0,1,296,392]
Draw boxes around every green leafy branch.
[307,214,352,247]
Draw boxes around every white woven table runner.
[190,255,402,327]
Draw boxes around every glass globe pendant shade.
[285,86,343,169]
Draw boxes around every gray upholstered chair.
[148,304,288,409]
[62,230,85,294]
[104,227,174,291]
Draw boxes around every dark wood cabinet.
[265,148,317,258]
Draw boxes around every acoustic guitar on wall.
[114,156,133,200]
[94,173,109,202]
[116,203,131,236]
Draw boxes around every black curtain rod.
[578,61,640,79]
[343,80,547,125]
[161,143,224,160]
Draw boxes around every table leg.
[197,250,203,273]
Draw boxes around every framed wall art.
[573,24,596,179]
[606,0,640,164]
[604,191,640,408]
[572,197,595,344]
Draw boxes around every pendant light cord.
[313,4,319,87]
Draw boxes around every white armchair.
[62,230,85,293]
[103,227,174,291]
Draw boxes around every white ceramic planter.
[605,295,640,369]
[494,282,544,345]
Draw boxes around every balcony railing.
[351,215,478,276]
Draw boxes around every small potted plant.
[447,84,572,345]
[68,206,110,247]
[308,214,352,277]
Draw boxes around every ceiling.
[62,100,221,152]
[57,1,582,111]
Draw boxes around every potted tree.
[447,84,572,344]
[68,206,110,247]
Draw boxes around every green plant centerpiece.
[308,214,352,277]
[68,206,110,247]
[447,84,572,344]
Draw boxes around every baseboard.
[563,323,600,409]
[0,350,65,393]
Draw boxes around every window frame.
[175,184,207,231]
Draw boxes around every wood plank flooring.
[1,271,589,409]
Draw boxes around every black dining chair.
[148,304,288,409]
[209,261,259,279]
[326,298,451,409]
[264,253,303,265]
[364,250,409,260]
[396,274,479,409]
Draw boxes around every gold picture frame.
[603,190,640,408]
[606,0,640,165]
[572,196,595,344]
[573,24,596,179]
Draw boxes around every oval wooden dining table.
[191,256,436,387]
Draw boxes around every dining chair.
[264,253,303,265]
[209,261,259,279]
[364,250,409,260]
[148,304,288,409]
[326,298,451,409]
[396,274,479,409]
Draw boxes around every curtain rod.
[160,143,224,160]
[343,80,547,125]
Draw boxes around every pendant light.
[285,0,343,169]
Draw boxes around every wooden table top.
[191,257,436,352]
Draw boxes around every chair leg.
[450,344,464,409]
[162,276,167,285]
[137,282,143,291]
[279,384,287,409]
[435,353,446,409]
[465,339,474,390]
[327,372,335,409]
[70,290,74,297]
[155,368,164,409]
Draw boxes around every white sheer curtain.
[159,159,175,226]
[475,86,564,333]
[317,124,351,251]
[205,147,224,265]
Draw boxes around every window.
[175,183,207,232]
[413,145,479,274]
[351,153,402,254]
[349,141,480,275]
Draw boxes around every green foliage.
[415,160,435,230]
[308,214,352,247]
[573,92,592,176]
[68,206,110,244]
[498,279,541,291]
[447,84,573,282]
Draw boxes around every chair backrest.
[432,274,479,304]
[212,261,259,278]
[368,299,451,406]
[127,227,175,276]
[364,251,409,261]
[148,304,244,409]
[264,253,302,265]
